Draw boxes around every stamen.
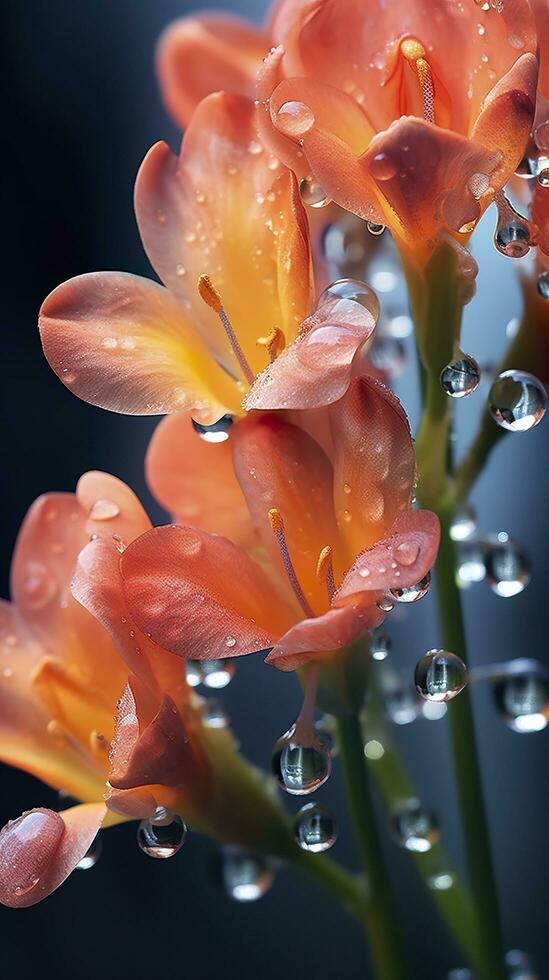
[257,326,286,363]
[268,508,314,618]
[197,274,255,385]
[316,545,336,602]
[401,38,435,124]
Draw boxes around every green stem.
[335,711,411,980]
[290,846,369,921]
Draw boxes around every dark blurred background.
[1,2,548,978]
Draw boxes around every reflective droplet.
[137,814,187,858]
[370,152,398,181]
[537,271,549,300]
[489,370,547,431]
[89,498,120,521]
[318,278,380,323]
[473,0,490,8]
[294,803,337,852]
[276,101,315,138]
[538,168,549,188]
[385,685,420,725]
[271,725,332,796]
[299,176,330,208]
[185,659,204,687]
[456,540,487,589]
[392,799,439,853]
[415,650,468,703]
[494,197,533,258]
[429,871,454,891]
[201,659,236,689]
[76,834,102,870]
[222,848,273,901]
[192,415,233,443]
[494,669,549,733]
[450,503,477,542]
[202,698,229,728]
[440,352,481,398]
[371,632,391,661]
[390,571,431,604]
[377,595,395,612]
[364,738,385,760]
[485,537,530,597]
[366,221,385,236]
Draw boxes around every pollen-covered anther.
[400,38,435,124]
[316,545,336,602]
[257,326,286,363]
[197,275,254,385]
[268,508,314,618]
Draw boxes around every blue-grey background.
[2,2,548,977]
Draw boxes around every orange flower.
[258,0,538,264]
[121,380,439,673]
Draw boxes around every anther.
[268,508,314,618]
[316,545,336,602]
[197,275,255,385]
[257,326,286,363]
[401,38,435,124]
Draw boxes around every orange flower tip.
[197,274,223,313]
[257,326,286,361]
[316,545,333,581]
[268,507,284,535]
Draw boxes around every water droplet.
[494,198,533,258]
[224,635,236,649]
[247,139,263,155]
[415,650,468,702]
[370,152,398,181]
[366,221,385,236]
[271,725,332,796]
[299,177,330,208]
[202,658,236,689]
[473,0,490,8]
[222,848,273,901]
[456,540,487,588]
[429,871,454,891]
[505,949,538,979]
[440,352,481,398]
[276,101,315,138]
[88,498,120,521]
[537,168,549,188]
[394,541,419,566]
[185,659,204,687]
[137,814,187,858]
[111,533,126,554]
[450,503,477,542]
[175,263,186,277]
[192,414,233,443]
[294,803,337,852]
[537,271,549,299]
[364,738,385,760]
[485,537,530,597]
[377,595,395,612]
[489,370,547,431]
[318,278,380,323]
[494,669,549,733]
[21,562,57,611]
[392,799,439,853]
[202,698,229,728]
[371,632,391,661]
[76,834,102,870]
[385,684,420,725]
[390,571,431,604]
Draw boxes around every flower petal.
[334,510,440,603]
[76,470,151,546]
[39,271,230,416]
[157,14,268,129]
[120,525,294,660]
[0,803,106,908]
[243,295,376,411]
[265,601,382,671]
[472,53,537,187]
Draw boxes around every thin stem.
[335,712,411,980]
[290,846,370,922]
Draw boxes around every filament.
[268,508,314,618]
[400,38,435,124]
[316,545,336,603]
[197,274,255,385]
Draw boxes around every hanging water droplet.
[440,352,481,398]
[390,571,431,604]
[202,697,229,728]
[377,595,394,612]
[75,834,102,870]
[391,799,439,853]
[185,659,204,687]
[371,631,391,661]
[537,271,549,299]
[318,278,380,323]
[137,813,187,858]
[366,220,385,236]
[88,498,120,521]
[505,949,538,980]
[271,724,332,795]
[294,803,337,852]
[299,176,330,208]
[450,503,477,542]
[489,370,547,431]
[201,659,236,689]
[192,415,233,443]
[222,848,274,901]
[494,197,533,258]
[494,669,549,732]
[537,168,549,188]
[456,540,487,588]
[385,684,420,725]
[485,537,530,597]
[414,650,468,702]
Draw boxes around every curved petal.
[334,510,440,603]
[329,377,416,556]
[0,803,106,908]
[156,14,269,129]
[145,413,257,553]
[135,93,313,382]
[265,601,381,671]
[472,54,537,187]
[231,415,340,611]
[120,525,294,660]
[243,294,376,411]
[531,0,549,97]
[76,470,151,546]
[39,271,231,417]
[256,46,309,180]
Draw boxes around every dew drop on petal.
[89,498,120,521]
[21,562,57,610]
[414,650,468,703]
[299,177,330,208]
[377,595,394,612]
[370,152,398,181]
[394,541,419,566]
[294,803,337,853]
[276,101,315,138]
[137,814,186,858]
[488,371,547,431]
[318,278,380,322]
[366,220,385,236]
[390,571,431,604]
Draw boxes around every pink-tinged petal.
[120,525,294,661]
[243,295,376,411]
[256,46,310,180]
[76,470,151,546]
[145,413,257,553]
[157,14,269,130]
[472,53,537,187]
[231,415,340,611]
[106,787,159,820]
[329,377,416,555]
[0,803,105,908]
[39,271,231,417]
[334,510,440,603]
[270,76,374,155]
[266,602,382,671]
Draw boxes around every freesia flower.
[257,0,538,264]
[120,377,439,673]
